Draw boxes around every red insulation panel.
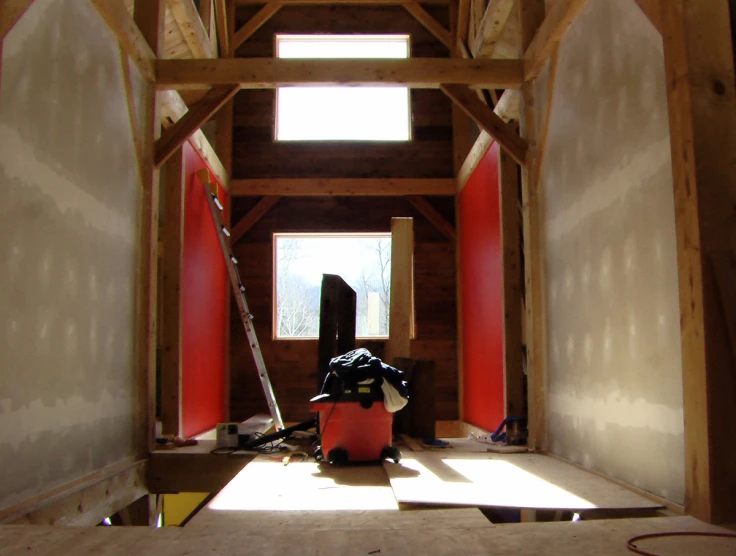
[458,141,505,432]
[181,141,228,438]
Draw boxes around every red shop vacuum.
[310,350,405,465]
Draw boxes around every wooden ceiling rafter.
[402,2,452,50]
[155,84,241,167]
[441,83,527,165]
[167,0,216,58]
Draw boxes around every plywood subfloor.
[3,517,735,555]
[384,451,663,510]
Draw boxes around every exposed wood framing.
[155,84,240,168]
[523,0,587,82]
[159,89,230,188]
[402,2,452,50]
[167,0,215,58]
[133,0,165,455]
[89,0,156,82]
[633,0,661,36]
[0,459,147,526]
[0,0,35,40]
[160,149,186,437]
[661,0,736,524]
[231,196,281,243]
[517,0,545,450]
[236,0,449,3]
[498,148,524,418]
[457,89,521,189]
[472,0,515,58]
[156,58,525,90]
[214,0,230,57]
[450,0,475,174]
[406,196,455,241]
[385,218,414,365]
[230,178,457,196]
[440,83,527,165]
[457,0,470,49]
[231,1,283,54]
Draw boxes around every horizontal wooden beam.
[89,0,156,82]
[231,178,457,196]
[231,1,282,53]
[441,83,527,165]
[231,196,281,243]
[167,0,215,58]
[407,195,455,240]
[402,2,452,50]
[155,84,240,168]
[457,89,521,189]
[158,90,230,189]
[0,458,148,526]
[524,0,588,82]
[156,58,524,90]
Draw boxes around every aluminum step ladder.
[198,170,284,431]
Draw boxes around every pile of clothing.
[323,348,409,412]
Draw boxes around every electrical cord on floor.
[626,531,736,555]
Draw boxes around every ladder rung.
[212,194,224,211]
[221,226,230,237]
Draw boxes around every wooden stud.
[661,0,736,524]
[498,148,524,418]
[523,0,587,82]
[402,2,452,50]
[214,0,230,57]
[167,0,216,58]
[440,83,527,165]
[89,0,156,82]
[406,196,456,241]
[231,1,283,54]
[230,178,457,196]
[457,0,471,48]
[472,0,515,57]
[155,58,525,90]
[450,0,476,175]
[160,149,186,437]
[155,84,240,168]
[457,89,522,190]
[385,218,414,365]
[517,0,546,452]
[230,196,281,244]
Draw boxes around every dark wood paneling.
[229,197,458,423]
[231,5,454,180]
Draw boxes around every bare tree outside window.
[274,234,391,338]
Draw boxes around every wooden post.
[661,0,736,524]
[134,0,165,453]
[517,0,546,450]
[160,149,186,437]
[385,218,414,365]
[498,148,524,418]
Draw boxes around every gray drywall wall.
[539,0,685,503]
[0,0,146,510]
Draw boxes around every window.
[274,234,392,339]
[275,35,411,141]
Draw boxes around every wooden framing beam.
[661,0,736,524]
[160,148,186,437]
[457,90,521,189]
[517,0,546,450]
[457,0,470,48]
[158,89,230,188]
[214,0,230,57]
[89,0,156,82]
[156,58,524,90]
[385,218,414,365]
[231,1,283,54]
[230,178,457,196]
[0,459,147,525]
[523,0,586,82]
[402,2,452,50]
[231,196,281,244]
[167,0,215,58]
[406,195,455,241]
[155,84,240,168]
[0,0,35,41]
[440,83,527,165]
[472,0,515,57]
